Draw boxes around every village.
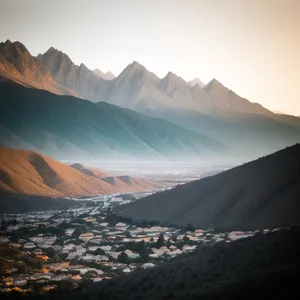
[0,195,258,295]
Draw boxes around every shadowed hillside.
[0,192,75,214]
[28,227,300,300]
[116,144,300,230]
[0,78,233,162]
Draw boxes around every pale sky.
[0,0,299,115]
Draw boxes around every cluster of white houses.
[0,206,257,293]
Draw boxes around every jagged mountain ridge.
[1,40,300,159]
[116,144,300,230]
[189,77,205,88]
[0,40,273,117]
[0,40,76,96]
[37,46,111,101]
[93,69,115,80]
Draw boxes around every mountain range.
[0,78,234,161]
[0,39,277,116]
[0,39,300,160]
[116,144,300,231]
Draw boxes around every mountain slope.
[116,144,300,230]
[0,146,118,198]
[70,163,166,191]
[93,69,115,80]
[0,78,232,161]
[101,176,165,192]
[70,163,111,179]
[145,106,300,158]
[0,147,170,213]
[189,77,205,88]
[38,46,111,101]
[203,78,273,117]
[0,40,76,96]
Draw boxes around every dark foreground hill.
[0,191,75,214]
[28,227,300,300]
[116,144,300,230]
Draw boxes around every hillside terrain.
[144,106,300,157]
[116,144,300,230]
[0,147,118,198]
[0,192,75,214]
[32,227,300,300]
[0,78,233,162]
[0,40,77,96]
[70,163,111,179]
[70,163,166,191]
[0,147,169,212]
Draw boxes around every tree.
[117,252,130,264]
[94,248,105,255]
[58,222,71,229]
[183,235,190,242]
[56,280,74,292]
[138,240,146,251]
[186,223,195,232]
[156,232,165,248]
[0,261,9,276]
[166,238,172,248]
[171,234,178,242]
[46,248,56,258]
[138,252,149,263]
[123,230,131,237]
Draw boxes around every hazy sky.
[0,0,299,115]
